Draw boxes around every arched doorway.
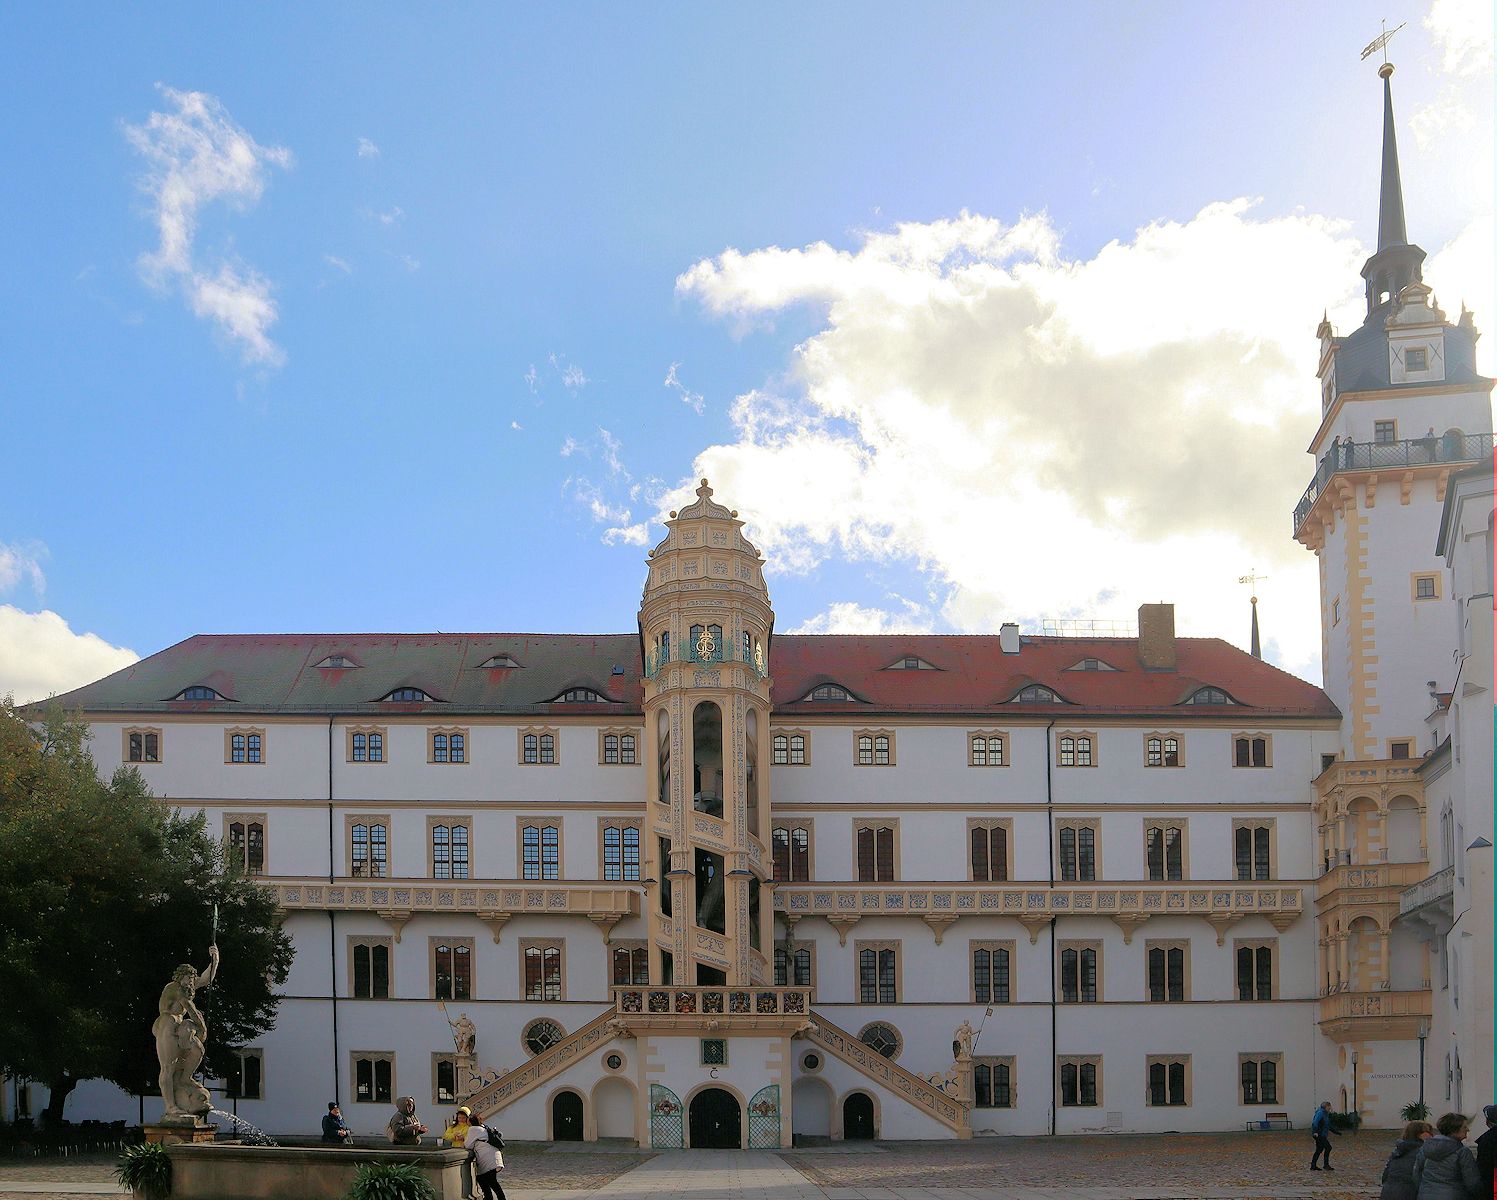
[552,1090,584,1141]
[688,1087,741,1148]
[843,1092,875,1140]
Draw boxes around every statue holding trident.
[152,908,220,1123]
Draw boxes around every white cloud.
[356,136,381,159]
[0,606,138,706]
[524,364,539,393]
[124,84,291,367]
[510,420,523,431]
[323,253,352,274]
[560,436,581,458]
[788,600,934,635]
[1424,0,1494,75]
[674,200,1397,679]
[376,206,404,226]
[664,361,705,413]
[0,543,45,595]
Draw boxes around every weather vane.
[1238,570,1268,601]
[1360,19,1405,63]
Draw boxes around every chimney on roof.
[999,623,1020,654]
[1137,603,1176,670]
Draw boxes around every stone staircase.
[804,1013,970,1136]
[463,1008,621,1116]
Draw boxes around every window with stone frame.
[348,816,390,878]
[226,1049,263,1100]
[124,727,162,763]
[599,728,639,765]
[1144,820,1187,881]
[1145,940,1189,1002]
[1234,939,1276,1000]
[431,937,474,1001]
[518,727,558,765]
[973,1057,1015,1108]
[1146,1055,1190,1106]
[433,1055,458,1105]
[971,940,1014,1005]
[854,821,897,881]
[611,941,649,986]
[430,818,471,879]
[521,820,561,880]
[522,940,564,1001]
[1239,1054,1281,1104]
[1233,733,1272,768]
[1059,940,1101,1003]
[1057,820,1099,881]
[348,726,387,763]
[1145,732,1182,768]
[774,942,814,987]
[1056,730,1096,767]
[856,941,899,1003]
[771,822,812,882]
[968,731,1008,767]
[225,814,267,874]
[225,727,265,764]
[353,1053,394,1105]
[601,821,641,881]
[854,729,895,766]
[428,727,468,764]
[350,938,392,999]
[772,730,809,765]
[1233,821,1275,881]
[969,820,1011,882]
[1058,1056,1100,1107]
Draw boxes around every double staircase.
[462,987,969,1138]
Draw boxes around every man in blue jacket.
[1309,1101,1339,1171]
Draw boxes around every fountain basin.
[165,1142,468,1200]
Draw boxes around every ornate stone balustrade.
[1317,860,1429,901]
[272,878,639,942]
[774,882,1303,945]
[1318,988,1431,1041]
[803,1013,968,1136]
[612,985,811,1031]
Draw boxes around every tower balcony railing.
[1293,431,1495,533]
[644,641,767,679]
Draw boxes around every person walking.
[1413,1112,1481,1199]
[462,1109,506,1200]
[1310,1100,1340,1171]
[321,1101,352,1145]
[1379,1119,1433,1199]
[1474,1106,1497,1198]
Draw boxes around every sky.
[0,1,1492,703]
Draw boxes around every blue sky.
[1,2,1491,700]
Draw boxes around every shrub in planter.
[1328,1110,1362,1132]
[1400,1101,1431,1122]
[115,1142,172,1200]
[346,1161,436,1200]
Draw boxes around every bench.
[1245,1112,1294,1131]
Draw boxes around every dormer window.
[885,656,936,671]
[1065,658,1118,672]
[173,686,224,701]
[1405,347,1427,371]
[1011,685,1064,704]
[804,684,855,702]
[383,687,433,703]
[1183,687,1234,705]
[553,688,609,703]
[475,655,519,669]
[316,655,358,669]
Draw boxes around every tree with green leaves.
[0,700,293,1124]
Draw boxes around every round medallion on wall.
[801,1052,822,1072]
[605,1052,625,1072]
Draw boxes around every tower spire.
[1249,596,1261,660]
[1376,62,1408,252]
[1358,58,1426,320]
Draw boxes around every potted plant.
[345,1161,436,1200]
[1401,1100,1431,1122]
[115,1142,172,1200]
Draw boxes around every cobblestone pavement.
[781,1131,1385,1198]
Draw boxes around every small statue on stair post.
[152,945,220,1124]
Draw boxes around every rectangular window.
[1059,942,1100,1003]
[772,824,811,882]
[1146,942,1188,1002]
[855,824,896,881]
[125,728,162,763]
[349,728,386,763]
[701,1039,727,1066]
[1234,823,1273,881]
[1145,823,1185,881]
[522,823,561,880]
[1389,739,1412,760]
[599,730,639,765]
[1239,1055,1280,1104]
[973,1057,1014,1108]
[972,941,1013,1004]
[1057,731,1095,767]
[969,732,1007,767]
[353,1053,394,1105]
[1404,347,1427,371]
[520,727,558,765]
[430,728,469,764]
[1414,575,1437,600]
[1145,733,1181,767]
[1374,419,1397,443]
[1147,1057,1189,1107]
[1236,941,1275,1001]
[774,944,813,987]
[226,728,265,764]
[857,943,898,1003]
[431,820,471,880]
[434,1056,458,1106]
[1057,823,1097,881]
[350,819,389,878]
[225,815,267,875]
[611,942,649,986]
[1233,734,1271,768]
[351,940,391,999]
[522,942,564,1001]
[432,939,473,1001]
[227,1049,263,1100]
[602,824,641,882]
[1059,1058,1100,1107]
[854,729,895,766]
[969,823,1009,882]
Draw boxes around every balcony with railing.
[613,985,811,1030]
[1318,987,1431,1040]
[1399,864,1456,938]
[644,640,767,679]
[1293,431,1495,534]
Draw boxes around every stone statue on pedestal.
[451,1012,476,1057]
[152,945,219,1124]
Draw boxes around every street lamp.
[1417,1018,1430,1110]
[1352,1050,1359,1118]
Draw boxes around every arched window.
[383,687,431,702]
[1185,687,1232,705]
[807,683,853,701]
[174,686,222,701]
[1013,685,1062,704]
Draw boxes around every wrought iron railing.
[1294,432,1494,533]
[644,642,767,679]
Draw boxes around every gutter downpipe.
[327,715,340,1104]
[1045,717,1057,1137]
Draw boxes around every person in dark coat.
[321,1101,351,1144]
[1379,1119,1433,1200]
[1475,1106,1497,1198]
[1310,1100,1339,1170]
[1413,1112,1481,1200]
